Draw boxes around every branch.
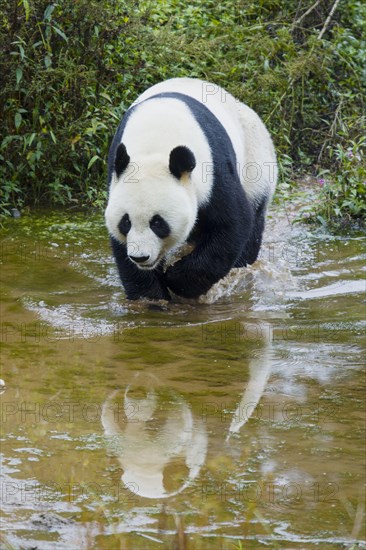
[293,0,322,28]
[318,0,341,40]
[316,100,343,166]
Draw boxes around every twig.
[292,0,322,28]
[316,100,343,166]
[264,83,293,124]
[318,0,340,40]
[293,0,303,24]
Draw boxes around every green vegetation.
[297,136,365,226]
[1,0,365,225]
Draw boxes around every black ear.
[115,143,130,177]
[169,146,196,180]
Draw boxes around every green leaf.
[50,130,57,144]
[44,4,55,21]
[316,215,327,226]
[15,113,22,130]
[20,0,30,21]
[52,25,68,42]
[88,155,100,170]
[29,133,36,147]
[44,55,52,68]
[100,92,112,102]
[16,67,23,85]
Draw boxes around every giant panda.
[105,78,277,301]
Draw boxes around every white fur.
[135,78,277,203]
[105,78,277,267]
[106,167,197,267]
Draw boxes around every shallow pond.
[0,205,365,549]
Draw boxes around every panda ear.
[115,143,130,177]
[169,146,196,180]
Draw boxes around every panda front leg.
[111,238,171,301]
[165,229,240,299]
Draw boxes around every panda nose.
[129,254,150,264]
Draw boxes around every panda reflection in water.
[105,78,277,300]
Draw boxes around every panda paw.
[165,261,212,299]
[123,271,171,301]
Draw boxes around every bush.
[0,0,143,213]
[300,137,365,226]
[1,0,365,224]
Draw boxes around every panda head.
[105,143,197,270]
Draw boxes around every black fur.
[107,106,137,187]
[169,146,196,179]
[118,213,131,236]
[110,237,171,301]
[107,91,268,300]
[115,143,130,177]
[154,92,255,299]
[234,197,267,267]
[149,215,171,239]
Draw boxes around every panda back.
[134,78,246,171]
[135,78,277,204]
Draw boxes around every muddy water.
[0,208,365,549]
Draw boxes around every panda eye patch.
[149,215,170,239]
[118,213,131,236]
